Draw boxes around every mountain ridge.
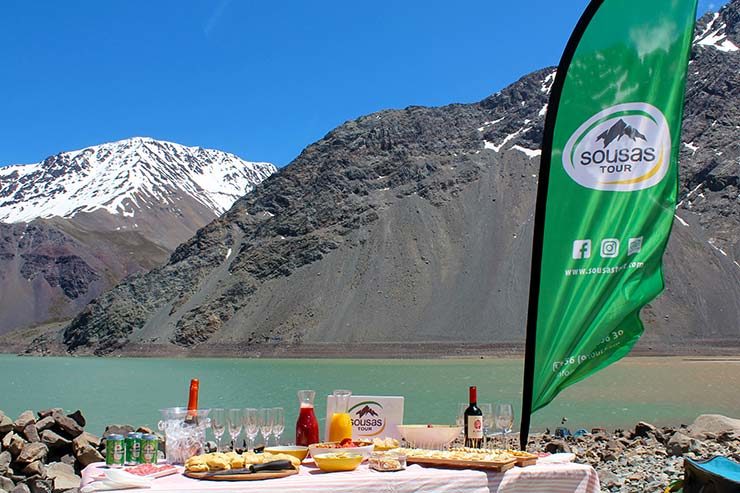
[22,1,740,355]
[0,137,276,334]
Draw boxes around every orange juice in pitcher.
[328,389,353,442]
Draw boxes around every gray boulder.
[102,425,133,437]
[33,419,54,434]
[10,484,30,493]
[0,450,11,474]
[0,414,13,435]
[65,411,85,429]
[688,414,740,439]
[17,443,48,464]
[34,411,61,421]
[74,445,102,468]
[45,463,80,492]
[0,476,14,491]
[20,461,44,478]
[49,414,80,439]
[71,432,99,456]
[40,432,70,451]
[666,432,702,457]
[22,426,39,444]
[7,434,25,458]
[25,478,51,493]
[13,413,35,434]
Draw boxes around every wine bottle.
[185,378,199,425]
[464,385,483,448]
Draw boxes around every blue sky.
[0,0,723,168]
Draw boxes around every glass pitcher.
[157,407,211,465]
[295,390,319,446]
[328,389,353,442]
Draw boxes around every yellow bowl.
[263,445,309,461]
[313,453,363,472]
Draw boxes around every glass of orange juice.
[328,389,353,442]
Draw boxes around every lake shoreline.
[5,339,740,359]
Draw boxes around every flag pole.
[519,0,604,451]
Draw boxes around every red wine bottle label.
[467,416,483,439]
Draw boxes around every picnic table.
[81,458,601,493]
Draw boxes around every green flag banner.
[520,0,698,448]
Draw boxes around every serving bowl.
[263,445,309,461]
[396,424,463,449]
[313,453,363,472]
[308,441,374,459]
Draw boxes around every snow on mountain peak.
[0,137,276,223]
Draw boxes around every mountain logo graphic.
[595,119,647,148]
[347,401,386,436]
[355,405,379,418]
[562,103,672,192]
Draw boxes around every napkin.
[536,453,576,464]
[81,469,152,492]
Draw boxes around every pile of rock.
[0,408,103,493]
[531,414,740,493]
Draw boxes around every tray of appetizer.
[396,448,517,472]
[183,451,301,481]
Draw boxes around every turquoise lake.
[0,355,738,440]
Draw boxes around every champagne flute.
[272,407,285,446]
[258,408,274,447]
[495,403,515,450]
[211,408,226,452]
[244,408,259,452]
[227,408,243,451]
[480,403,493,449]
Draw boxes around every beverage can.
[105,434,125,468]
[140,434,159,464]
[125,432,143,465]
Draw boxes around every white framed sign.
[325,395,404,440]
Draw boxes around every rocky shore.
[2,407,738,493]
[531,414,740,493]
[0,409,159,493]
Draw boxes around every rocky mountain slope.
[0,138,275,334]
[56,2,740,356]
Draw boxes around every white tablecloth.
[82,460,601,493]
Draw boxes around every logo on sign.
[563,103,671,191]
[349,401,385,436]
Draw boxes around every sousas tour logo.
[563,103,672,191]
[349,401,385,436]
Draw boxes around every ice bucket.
[157,407,211,465]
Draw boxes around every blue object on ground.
[684,456,740,493]
[554,427,571,438]
[573,429,589,437]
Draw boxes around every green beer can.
[125,432,143,465]
[140,434,158,464]
[105,434,125,468]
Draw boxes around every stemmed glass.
[258,408,274,447]
[227,408,243,451]
[480,403,493,449]
[495,403,515,450]
[272,408,285,446]
[243,408,259,452]
[211,408,226,452]
[456,403,466,442]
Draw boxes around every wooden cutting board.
[406,457,517,472]
[184,468,299,481]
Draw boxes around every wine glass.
[210,408,226,452]
[272,408,285,446]
[495,403,515,450]
[258,408,274,447]
[480,403,493,449]
[227,408,243,451]
[243,408,259,452]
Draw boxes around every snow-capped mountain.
[0,137,276,336]
[0,137,276,224]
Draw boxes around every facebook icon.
[572,240,591,259]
